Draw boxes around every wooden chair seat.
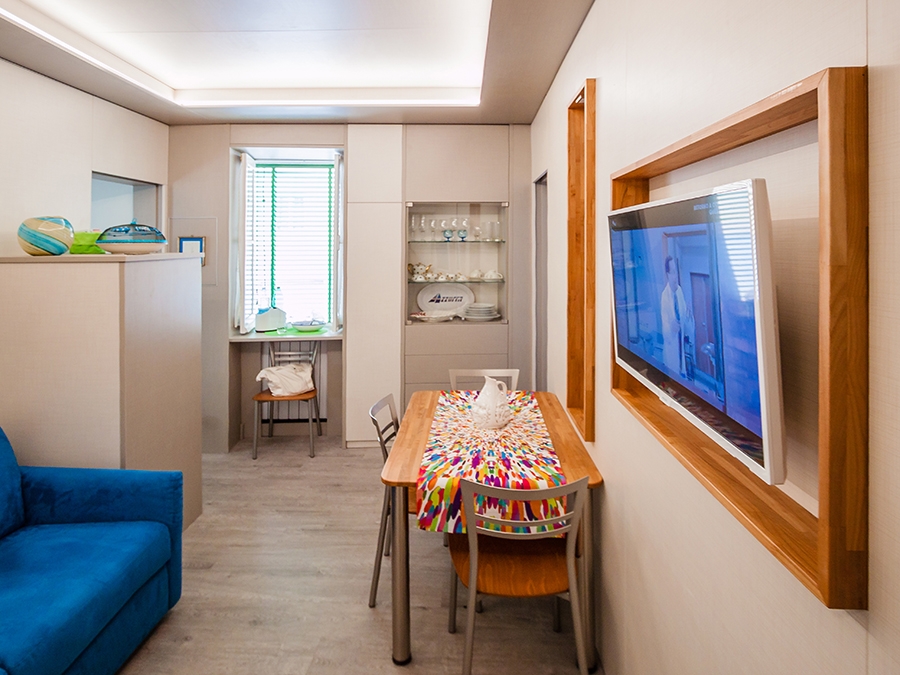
[252,387,317,403]
[448,533,570,597]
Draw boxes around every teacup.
[436,272,449,282]
[469,269,484,279]
[454,272,468,281]
[412,274,426,282]
[424,272,437,281]
[484,270,503,280]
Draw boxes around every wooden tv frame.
[609,67,868,609]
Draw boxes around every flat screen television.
[608,179,785,484]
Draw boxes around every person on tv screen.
[661,255,691,378]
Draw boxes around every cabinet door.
[347,124,403,203]
[345,202,403,442]
[405,126,509,202]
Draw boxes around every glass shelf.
[408,239,505,244]
[407,279,504,284]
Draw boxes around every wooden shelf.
[610,67,868,609]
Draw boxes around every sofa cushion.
[0,521,170,675]
[0,427,23,539]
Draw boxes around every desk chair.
[368,394,417,607]
[252,341,322,460]
[449,368,519,391]
[448,477,590,675]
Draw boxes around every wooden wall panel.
[609,67,868,609]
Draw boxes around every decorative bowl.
[292,321,327,333]
[96,223,166,255]
[17,216,74,256]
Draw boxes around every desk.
[230,329,343,438]
[382,390,603,666]
[228,327,344,343]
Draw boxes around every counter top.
[0,253,202,263]
[230,327,343,342]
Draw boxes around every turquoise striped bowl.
[96,224,166,255]
[17,217,74,256]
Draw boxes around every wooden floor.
[121,435,589,674]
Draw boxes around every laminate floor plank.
[120,436,590,674]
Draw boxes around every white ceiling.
[0,0,594,125]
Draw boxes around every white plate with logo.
[417,283,474,313]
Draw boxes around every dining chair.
[448,368,519,391]
[368,394,417,607]
[447,476,590,675]
[252,341,322,460]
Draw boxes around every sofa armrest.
[20,466,183,608]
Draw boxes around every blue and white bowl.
[96,223,167,255]
[17,216,74,256]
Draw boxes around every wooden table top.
[382,390,603,489]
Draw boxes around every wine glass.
[429,219,438,241]
[458,218,469,241]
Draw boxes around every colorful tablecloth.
[416,390,566,533]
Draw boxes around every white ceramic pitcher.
[470,376,512,430]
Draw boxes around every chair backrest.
[459,476,589,573]
[449,368,519,391]
[368,394,400,463]
[267,341,320,382]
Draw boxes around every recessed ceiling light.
[5,0,492,108]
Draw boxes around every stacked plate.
[410,310,456,323]
[463,303,500,322]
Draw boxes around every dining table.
[381,389,603,668]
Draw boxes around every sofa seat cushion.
[0,521,170,675]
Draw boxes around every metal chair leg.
[463,574,478,675]
[448,566,458,633]
[567,558,589,675]
[252,400,259,460]
[314,395,323,436]
[267,401,274,438]
[553,595,563,632]
[307,399,315,458]
[369,486,391,607]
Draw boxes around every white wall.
[531,0,898,673]
[0,59,168,257]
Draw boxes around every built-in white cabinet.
[405,202,508,321]
[403,201,510,403]
[405,126,510,202]
[0,254,203,526]
[404,322,509,407]
[344,125,404,444]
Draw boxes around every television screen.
[608,179,785,484]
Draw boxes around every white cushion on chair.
[256,364,314,396]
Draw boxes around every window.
[235,150,343,333]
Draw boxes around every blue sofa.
[0,427,182,675]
